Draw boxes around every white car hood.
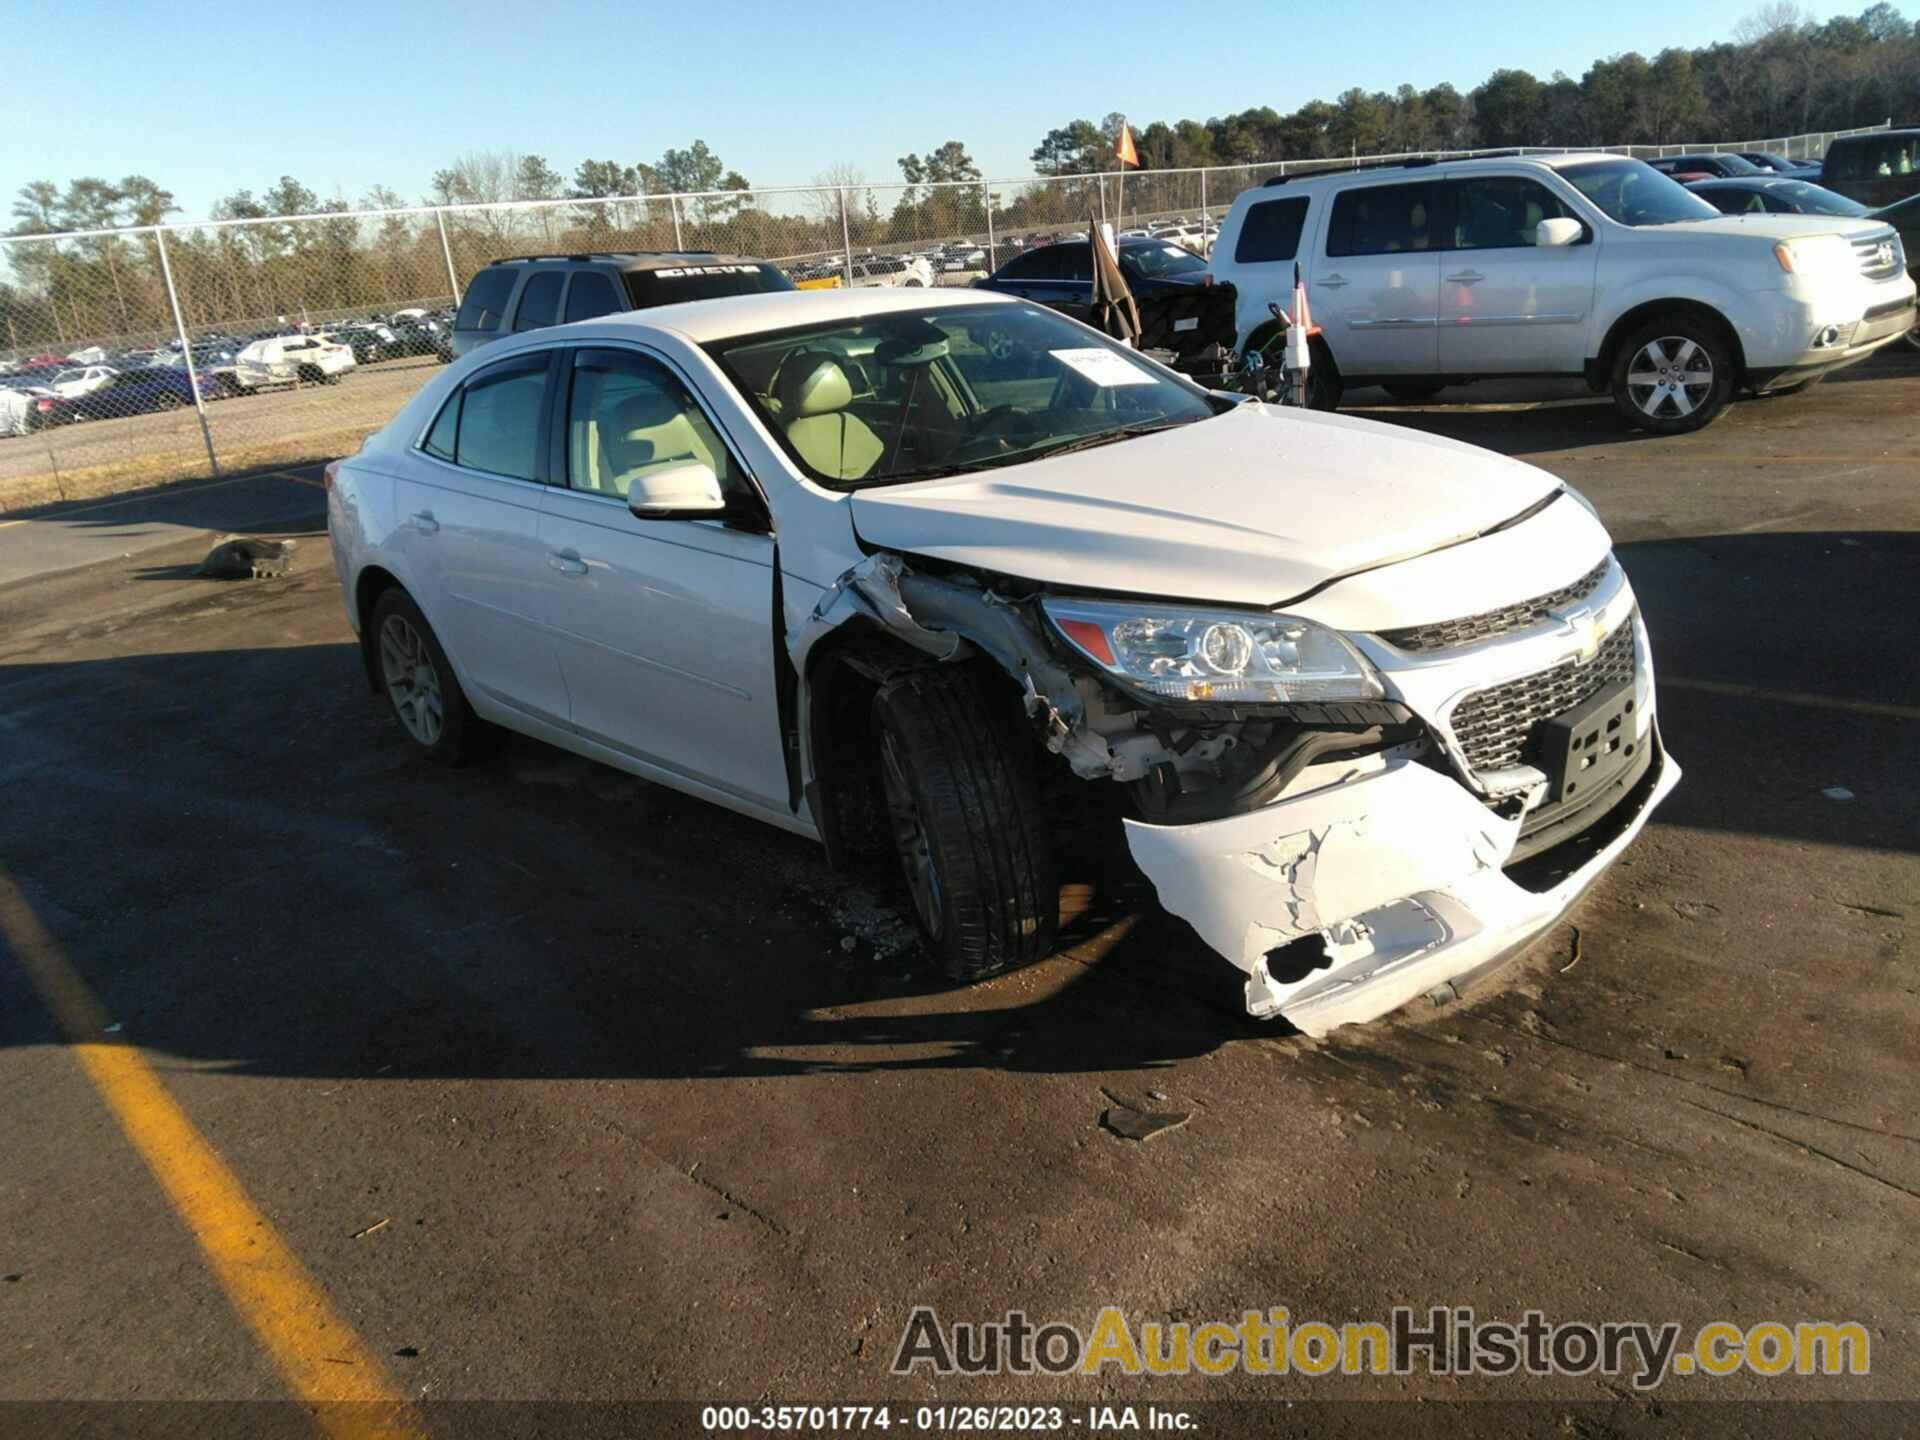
[1659,214,1891,241]
[848,402,1563,608]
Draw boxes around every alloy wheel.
[1626,336,1714,420]
[378,613,444,746]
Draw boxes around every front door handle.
[549,550,589,577]
[1317,273,1348,288]
[407,510,439,534]
[1446,270,1486,284]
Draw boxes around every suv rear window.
[1233,197,1309,264]
[456,268,517,333]
[623,263,795,307]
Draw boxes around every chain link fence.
[0,122,1892,512]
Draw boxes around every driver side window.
[565,349,746,503]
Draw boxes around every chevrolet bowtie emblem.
[1552,604,1605,663]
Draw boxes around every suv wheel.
[872,666,1057,983]
[1612,318,1734,433]
[371,590,478,765]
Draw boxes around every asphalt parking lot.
[2,356,1916,1436]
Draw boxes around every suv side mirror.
[1538,217,1584,247]
[627,461,728,520]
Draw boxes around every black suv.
[451,252,795,359]
[1820,129,1920,210]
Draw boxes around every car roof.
[483,251,773,271]
[1246,151,1631,197]
[569,286,1014,344]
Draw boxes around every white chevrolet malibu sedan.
[327,288,1678,1035]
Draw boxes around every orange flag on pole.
[1114,123,1139,170]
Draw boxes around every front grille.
[1379,557,1610,652]
[1449,615,1637,774]
[1853,229,1904,282]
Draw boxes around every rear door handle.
[407,510,439,534]
[549,550,589,577]
[1317,274,1348,289]
[1446,270,1486,284]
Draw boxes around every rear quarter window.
[1233,197,1310,264]
[456,268,518,333]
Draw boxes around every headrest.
[777,352,853,418]
[609,385,686,438]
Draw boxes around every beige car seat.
[778,353,884,480]
[588,386,721,496]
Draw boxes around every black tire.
[1610,315,1735,433]
[1382,380,1445,403]
[369,589,478,766]
[297,365,323,387]
[871,666,1057,983]
[1304,337,1343,411]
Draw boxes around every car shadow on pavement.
[0,530,1911,1085]
[0,461,327,531]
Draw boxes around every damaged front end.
[792,549,1676,1037]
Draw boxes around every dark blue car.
[976,237,1212,308]
[38,367,208,426]
[1684,177,1870,218]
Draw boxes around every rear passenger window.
[513,272,564,332]
[564,272,622,323]
[1450,177,1577,250]
[455,268,516,333]
[1233,197,1310,264]
[453,357,548,481]
[1326,183,1444,258]
[995,250,1049,280]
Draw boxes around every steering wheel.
[946,404,1041,461]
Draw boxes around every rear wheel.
[370,589,478,766]
[872,666,1057,983]
[1611,316,1735,433]
[297,364,323,387]
[1303,337,1342,411]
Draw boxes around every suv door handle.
[549,550,589,576]
[1446,270,1486,284]
[1318,274,1348,288]
[407,510,439,534]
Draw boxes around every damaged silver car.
[328,288,1678,1034]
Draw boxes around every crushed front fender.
[1124,733,1679,1036]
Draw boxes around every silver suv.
[1207,153,1916,432]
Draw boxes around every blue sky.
[9,0,1872,223]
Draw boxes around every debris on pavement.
[199,535,295,580]
[1822,786,1855,801]
[350,1218,391,1239]
[1099,1088,1191,1143]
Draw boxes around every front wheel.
[371,589,479,765]
[872,666,1057,983]
[1611,317,1735,433]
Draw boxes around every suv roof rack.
[1261,151,1544,186]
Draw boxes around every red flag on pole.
[1114,123,1139,170]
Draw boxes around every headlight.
[1042,596,1384,705]
[1773,234,1854,277]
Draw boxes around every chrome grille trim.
[1379,556,1611,653]
[1447,614,1637,774]
[1853,228,1904,282]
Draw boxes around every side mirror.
[1537,217,1584,247]
[627,461,728,520]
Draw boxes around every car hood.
[848,401,1565,608]
[1658,213,1890,240]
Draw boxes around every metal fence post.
[1200,169,1208,225]
[671,195,685,251]
[983,181,997,273]
[839,188,854,287]
[435,209,462,306]
[153,228,220,481]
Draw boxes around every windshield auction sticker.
[1049,349,1156,387]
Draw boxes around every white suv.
[328,289,1676,1035]
[233,334,356,390]
[1207,153,1916,431]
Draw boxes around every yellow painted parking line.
[1662,676,1920,722]
[0,868,425,1440]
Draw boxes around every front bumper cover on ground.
[1124,730,1678,1036]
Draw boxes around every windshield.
[708,303,1219,491]
[1123,243,1208,278]
[1561,160,1721,226]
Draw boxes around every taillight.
[323,460,341,491]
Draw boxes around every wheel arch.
[1592,299,1748,388]
[353,564,406,693]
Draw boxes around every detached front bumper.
[1124,728,1678,1037]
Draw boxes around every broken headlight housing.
[1042,597,1385,705]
